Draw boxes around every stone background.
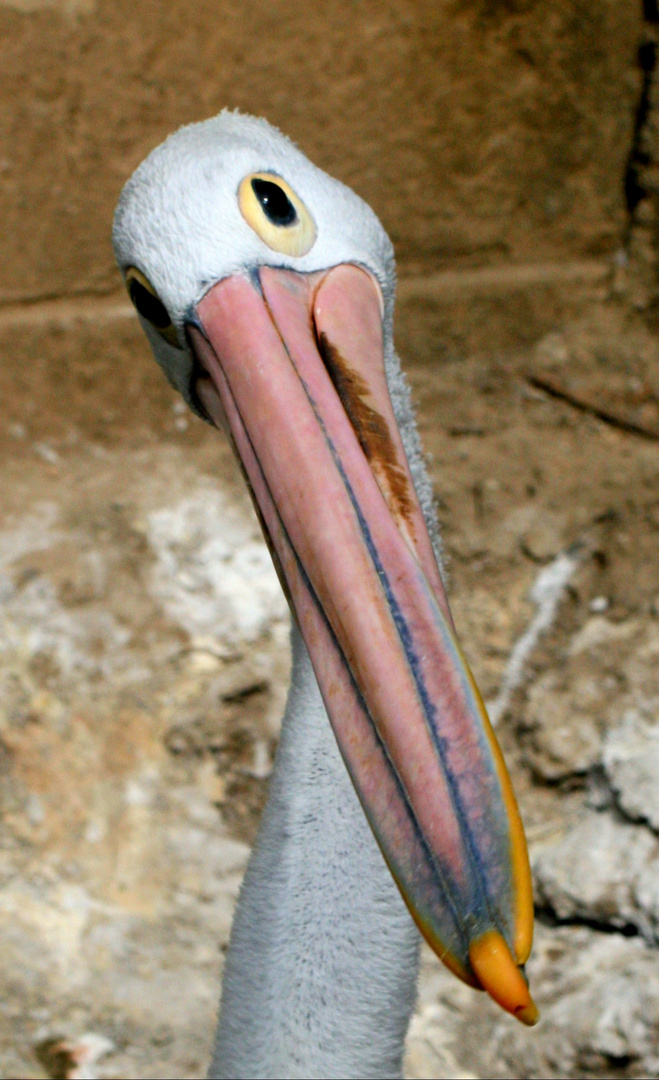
[1,1,658,1077]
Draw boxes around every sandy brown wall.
[0,0,642,303]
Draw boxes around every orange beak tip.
[469,930,540,1027]
[515,999,540,1027]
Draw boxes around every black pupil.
[252,178,297,227]
[129,279,171,329]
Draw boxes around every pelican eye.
[125,267,180,348]
[238,172,316,257]
[252,178,297,225]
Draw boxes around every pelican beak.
[188,264,538,1026]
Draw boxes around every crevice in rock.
[527,373,659,440]
[525,760,590,790]
[535,905,642,939]
[585,764,617,811]
[623,2,659,241]
[617,3,659,315]
[587,765,659,838]
[609,788,659,837]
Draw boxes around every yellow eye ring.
[238,172,316,257]
[125,267,180,348]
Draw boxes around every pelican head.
[113,110,537,1025]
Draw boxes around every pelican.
[113,111,538,1080]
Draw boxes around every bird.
[113,111,538,1080]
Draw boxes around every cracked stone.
[603,709,659,832]
[532,809,659,940]
[522,671,603,780]
[519,616,658,785]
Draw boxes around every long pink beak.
[189,263,537,1024]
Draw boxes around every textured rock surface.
[1,296,658,1076]
[604,710,659,832]
[533,811,659,938]
[405,926,659,1080]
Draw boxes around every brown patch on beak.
[317,331,416,532]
